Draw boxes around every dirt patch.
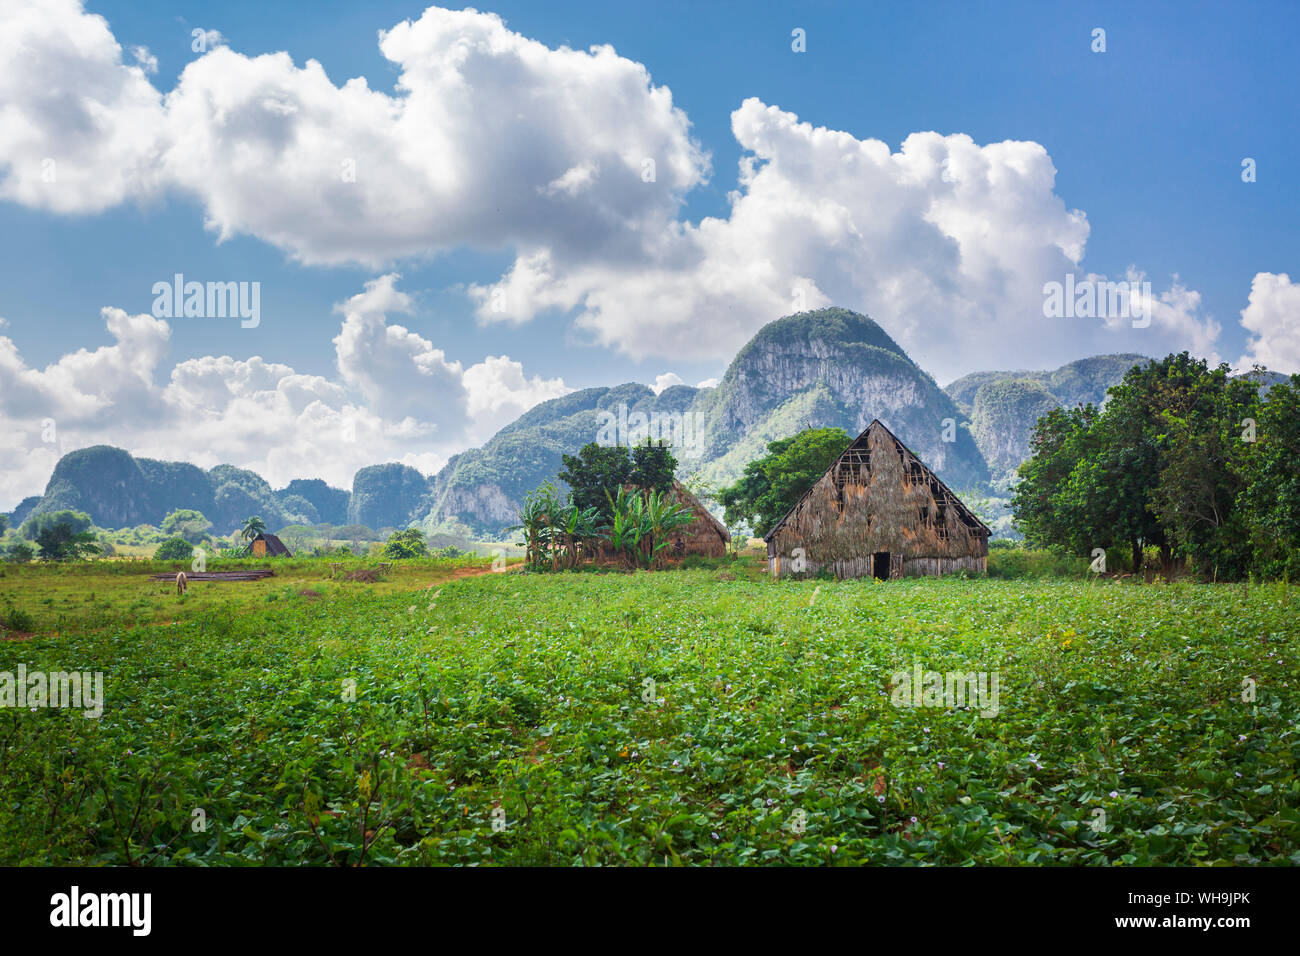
[1,630,35,642]
[451,566,497,579]
[298,589,323,599]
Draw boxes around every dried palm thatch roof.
[669,480,729,541]
[764,420,989,543]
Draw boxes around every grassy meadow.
[1,557,1297,865]
[0,554,503,635]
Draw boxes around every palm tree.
[241,515,266,543]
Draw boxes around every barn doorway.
[872,552,890,580]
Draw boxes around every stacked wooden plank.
[147,569,275,582]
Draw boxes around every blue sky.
[0,0,1296,504]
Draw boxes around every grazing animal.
[176,571,188,595]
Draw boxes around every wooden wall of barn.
[766,425,987,579]
[766,552,986,579]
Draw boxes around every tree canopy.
[382,528,429,559]
[21,509,94,541]
[558,439,677,522]
[161,509,212,544]
[154,536,197,561]
[1011,353,1298,579]
[717,427,853,537]
[34,516,101,562]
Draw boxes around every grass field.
[0,555,503,635]
[1,560,1297,865]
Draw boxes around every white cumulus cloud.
[0,277,567,509]
[1237,272,1300,375]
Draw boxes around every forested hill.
[12,313,1240,536]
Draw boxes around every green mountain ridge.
[423,308,991,531]
[7,311,1180,537]
[944,354,1152,484]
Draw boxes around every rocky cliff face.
[693,308,988,489]
[945,353,1150,484]
[423,308,990,532]
[970,379,1061,479]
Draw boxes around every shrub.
[0,600,36,632]
[382,528,429,559]
[154,537,197,561]
[4,542,34,564]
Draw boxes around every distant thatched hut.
[250,533,292,558]
[665,480,729,558]
[764,420,988,579]
[592,480,729,562]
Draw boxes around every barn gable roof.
[242,532,292,557]
[762,419,990,542]
[671,479,730,541]
[261,533,292,556]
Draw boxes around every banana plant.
[603,487,643,569]
[511,482,563,568]
[604,486,695,569]
[559,504,601,569]
[639,487,696,569]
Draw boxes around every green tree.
[0,513,9,535]
[20,509,93,541]
[35,521,100,562]
[1013,353,1269,579]
[1147,367,1259,578]
[161,508,213,544]
[1238,376,1300,576]
[558,443,633,519]
[240,515,267,542]
[629,439,677,494]
[382,528,429,559]
[154,537,196,561]
[1010,404,1100,554]
[1092,353,1222,570]
[276,524,314,555]
[4,542,35,564]
[717,428,852,537]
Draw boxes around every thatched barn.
[665,480,730,558]
[764,420,988,579]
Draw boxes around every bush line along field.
[1,562,1296,865]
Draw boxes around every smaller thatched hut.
[251,533,292,557]
[665,480,729,558]
[591,480,729,562]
